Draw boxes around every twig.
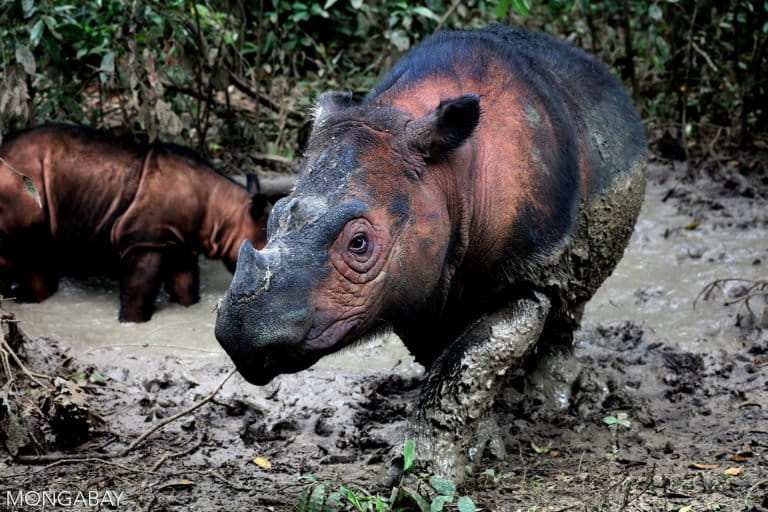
[16,452,116,463]
[692,41,718,72]
[1,339,52,390]
[6,456,157,477]
[118,368,236,456]
[85,343,220,354]
[744,478,768,508]
[227,72,303,121]
[618,463,656,511]
[436,0,461,31]
[252,152,297,168]
[150,435,205,472]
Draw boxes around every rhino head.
[215,92,480,384]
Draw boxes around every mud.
[1,158,767,511]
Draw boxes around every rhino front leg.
[163,251,200,306]
[405,292,551,483]
[119,251,163,322]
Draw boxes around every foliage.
[0,0,766,167]
[295,440,477,512]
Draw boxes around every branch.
[117,367,236,456]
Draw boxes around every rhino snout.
[229,240,270,297]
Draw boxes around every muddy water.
[10,258,413,372]
[586,183,767,350]
[9,175,766,370]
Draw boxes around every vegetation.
[295,440,478,512]
[1,0,766,169]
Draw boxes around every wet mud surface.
[1,159,767,511]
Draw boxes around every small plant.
[604,412,632,453]
[294,440,477,512]
[479,468,513,487]
[604,412,632,431]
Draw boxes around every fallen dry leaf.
[530,441,549,454]
[724,467,742,476]
[549,450,561,458]
[253,456,272,470]
[157,479,195,490]
[728,455,748,462]
[690,463,718,470]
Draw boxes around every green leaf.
[456,496,476,512]
[21,0,34,16]
[616,412,631,428]
[298,485,312,512]
[309,483,326,512]
[342,487,365,511]
[323,0,339,9]
[22,175,42,208]
[648,4,663,21]
[511,0,530,17]
[495,0,511,18]
[89,372,105,384]
[603,415,618,426]
[428,477,456,497]
[403,439,415,473]
[100,51,115,73]
[401,487,431,512]
[430,495,452,512]
[43,16,63,40]
[15,44,36,75]
[324,491,343,512]
[412,6,439,21]
[30,20,44,47]
[350,0,363,8]
[387,28,410,51]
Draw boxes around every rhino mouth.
[231,349,323,386]
[229,318,365,385]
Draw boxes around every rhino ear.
[313,91,354,126]
[407,94,481,160]
[249,195,271,221]
[245,174,261,195]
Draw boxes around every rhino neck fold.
[428,147,476,313]
[200,180,251,262]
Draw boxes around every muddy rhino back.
[368,24,647,348]
[482,25,647,335]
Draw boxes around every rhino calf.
[0,124,271,322]
[216,24,646,480]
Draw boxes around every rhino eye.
[348,233,369,254]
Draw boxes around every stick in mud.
[14,367,237,464]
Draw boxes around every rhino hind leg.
[402,292,551,483]
[163,251,200,306]
[1,253,59,303]
[119,250,164,322]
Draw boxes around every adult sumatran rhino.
[0,124,270,322]
[216,25,646,480]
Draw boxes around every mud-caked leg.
[163,251,200,306]
[404,292,551,483]
[119,251,164,322]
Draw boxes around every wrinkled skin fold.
[216,24,647,481]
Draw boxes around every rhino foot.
[389,293,552,485]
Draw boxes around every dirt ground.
[1,156,767,511]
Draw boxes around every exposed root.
[695,278,768,325]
